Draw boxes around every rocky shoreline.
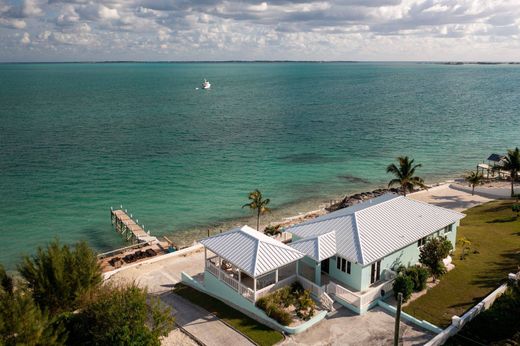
[327,187,410,212]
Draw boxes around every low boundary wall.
[181,272,327,335]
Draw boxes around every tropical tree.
[64,283,174,346]
[502,147,520,197]
[0,266,64,346]
[464,171,484,195]
[18,240,102,314]
[419,237,453,282]
[242,189,271,231]
[386,156,428,196]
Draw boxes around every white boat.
[201,79,211,89]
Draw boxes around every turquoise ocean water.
[1,62,519,268]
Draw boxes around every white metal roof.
[287,194,465,266]
[290,231,336,262]
[200,225,304,278]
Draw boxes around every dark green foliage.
[446,284,520,345]
[65,284,174,346]
[512,204,520,216]
[393,275,414,302]
[386,156,427,196]
[256,283,316,325]
[464,171,484,195]
[18,240,102,314]
[290,281,304,294]
[0,265,13,294]
[295,290,315,321]
[256,293,293,326]
[404,266,429,292]
[242,189,271,231]
[419,237,453,281]
[0,270,63,346]
[264,225,282,236]
[503,147,520,197]
[2,239,172,346]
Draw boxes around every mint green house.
[287,194,465,313]
[181,193,465,328]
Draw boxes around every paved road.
[160,292,254,346]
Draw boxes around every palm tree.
[242,189,271,231]
[464,171,483,195]
[502,147,520,197]
[386,156,427,196]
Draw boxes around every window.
[336,256,351,274]
[444,225,452,234]
[418,237,427,247]
[370,260,381,284]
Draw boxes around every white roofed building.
[286,193,465,313]
[182,194,464,318]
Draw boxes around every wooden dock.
[111,208,157,244]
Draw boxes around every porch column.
[315,261,321,286]
[218,256,222,280]
[204,248,207,270]
[275,269,279,283]
[238,269,241,285]
[296,261,299,277]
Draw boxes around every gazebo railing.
[206,260,255,302]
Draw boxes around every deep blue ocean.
[1,62,519,268]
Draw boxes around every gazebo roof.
[487,153,505,162]
[290,231,336,262]
[200,225,304,278]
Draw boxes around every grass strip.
[174,283,284,346]
[404,200,520,327]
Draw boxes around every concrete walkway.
[281,307,433,346]
[160,292,254,346]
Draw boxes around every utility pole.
[394,292,403,346]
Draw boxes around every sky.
[0,0,519,62]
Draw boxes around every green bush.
[405,266,429,292]
[65,283,174,345]
[296,290,315,321]
[290,281,303,294]
[18,240,102,314]
[393,275,414,302]
[268,306,293,326]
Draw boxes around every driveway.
[160,292,254,346]
[281,307,433,346]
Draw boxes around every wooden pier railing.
[110,207,157,244]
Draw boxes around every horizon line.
[1,60,520,65]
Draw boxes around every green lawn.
[404,200,520,327]
[173,284,284,346]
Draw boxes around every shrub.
[296,290,315,321]
[290,281,303,294]
[419,237,453,281]
[264,225,282,236]
[65,283,174,345]
[269,306,293,326]
[18,240,102,314]
[393,275,414,302]
[405,266,429,292]
[0,274,64,346]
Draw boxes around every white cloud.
[0,0,520,61]
[20,31,30,44]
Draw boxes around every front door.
[322,258,330,274]
[370,260,381,284]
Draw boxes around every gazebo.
[200,225,305,302]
